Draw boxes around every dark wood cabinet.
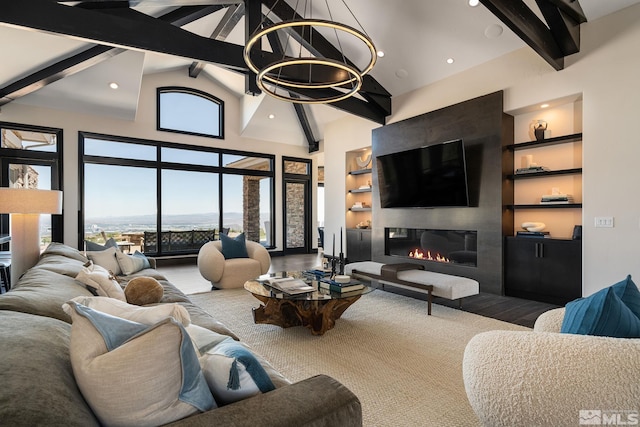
[504,237,581,305]
[346,228,371,262]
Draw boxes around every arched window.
[157,87,224,139]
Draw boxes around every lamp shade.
[0,188,63,214]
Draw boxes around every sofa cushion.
[62,301,215,426]
[32,243,88,278]
[41,242,90,264]
[186,324,275,405]
[0,310,100,426]
[0,267,95,323]
[70,295,191,326]
[220,233,249,259]
[86,246,122,275]
[75,262,126,301]
[561,287,640,338]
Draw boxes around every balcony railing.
[143,229,219,254]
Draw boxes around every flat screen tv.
[376,139,470,208]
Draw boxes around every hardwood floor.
[159,253,560,328]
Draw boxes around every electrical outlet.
[594,217,614,228]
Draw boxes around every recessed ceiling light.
[377,50,385,58]
[446,58,455,64]
[540,103,550,109]
[109,82,119,89]
[268,114,275,119]
[468,0,480,7]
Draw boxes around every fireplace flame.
[408,248,450,263]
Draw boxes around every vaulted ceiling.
[1,0,639,150]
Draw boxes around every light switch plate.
[594,217,614,228]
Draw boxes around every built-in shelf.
[508,168,582,180]
[349,188,372,193]
[506,132,582,151]
[506,203,582,210]
[348,168,371,175]
[349,207,372,212]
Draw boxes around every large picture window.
[79,133,274,255]
[157,87,224,139]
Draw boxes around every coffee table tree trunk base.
[251,294,361,335]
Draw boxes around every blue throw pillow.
[85,237,118,252]
[561,286,640,338]
[220,233,249,259]
[611,275,640,320]
[132,250,151,269]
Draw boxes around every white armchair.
[462,308,640,427]
[197,240,271,289]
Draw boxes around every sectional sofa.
[0,243,362,426]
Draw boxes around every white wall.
[324,3,640,296]
[0,69,313,252]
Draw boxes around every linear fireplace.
[385,228,477,267]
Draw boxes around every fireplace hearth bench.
[345,262,479,315]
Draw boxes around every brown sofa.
[0,243,362,426]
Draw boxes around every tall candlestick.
[340,227,343,253]
[332,233,335,258]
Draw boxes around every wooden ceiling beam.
[536,0,581,56]
[58,0,243,5]
[544,0,587,24]
[480,0,565,70]
[190,3,245,78]
[0,0,247,70]
[0,46,124,106]
[1,0,388,123]
[244,0,262,95]
[0,5,219,106]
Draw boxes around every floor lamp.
[0,188,63,288]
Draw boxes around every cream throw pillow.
[86,246,122,275]
[62,301,215,426]
[71,296,190,326]
[75,262,126,302]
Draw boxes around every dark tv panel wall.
[370,91,514,295]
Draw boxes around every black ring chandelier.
[243,0,377,104]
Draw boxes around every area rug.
[189,289,529,427]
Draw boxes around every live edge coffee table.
[244,272,373,336]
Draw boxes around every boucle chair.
[197,240,271,289]
[462,308,640,427]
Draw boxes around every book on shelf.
[318,280,365,293]
[515,166,551,174]
[516,231,550,238]
[540,194,574,204]
[266,277,315,294]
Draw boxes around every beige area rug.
[189,289,529,427]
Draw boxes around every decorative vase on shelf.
[533,120,548,141]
